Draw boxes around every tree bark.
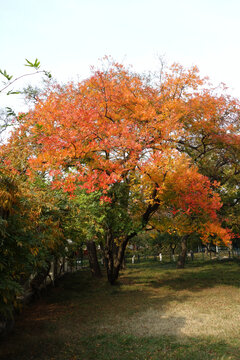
[104,229,132,284]
[120,256,126,270]
[86,241,102,278]
[170,243,176,262]
[177,235,188,269]
[104,232,121,284]
[53,257,59,279]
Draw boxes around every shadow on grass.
[1,333,240,360]
[123,259,240,292]
[0,270,189,360]
[1,260,240,360]
[70,333,240,360]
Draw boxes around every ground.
[1,258,240,360]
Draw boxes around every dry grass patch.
[84,261,240,340]
[1,259,240,360]
[122,286,240,338]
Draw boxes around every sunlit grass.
[1,258,240,360]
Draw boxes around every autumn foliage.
[2,57,239,283]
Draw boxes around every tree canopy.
[2,58,239,283]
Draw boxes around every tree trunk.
[103,185,159,284]
[120,256,126,270]
[100,241,108,268]
[170,244,176,262]
[86,241,102,278]
[177,236,188,269]
[104,231,129,284]
[53,257,59,280]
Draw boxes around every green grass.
[1,259,240,360]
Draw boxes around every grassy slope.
[1,259,240,360]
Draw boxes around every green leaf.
[24,59,34,67]
[25,58,40,70]
[6,107,16,117]
[35,123,43,130]
[0,69,13,81]
[7,90,21,96]
[43,70,52,79]
[33,58,40,69]
[18,113,26,121]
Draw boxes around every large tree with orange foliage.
[4,58,237,283]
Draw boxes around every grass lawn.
[1,259,240,360]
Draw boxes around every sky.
[1,0,240,111]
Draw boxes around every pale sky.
[1,0,240,111]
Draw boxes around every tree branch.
[0,71,45,93]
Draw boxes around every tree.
[0,163,69,317]
[4,58,235,283]
[147,157,233,267]
[0,59,67,334]
[62,190,105,277]
[173,78,240,252]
